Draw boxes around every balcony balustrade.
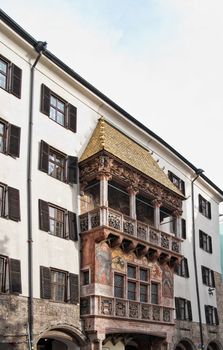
[80,295,173,324]
[79,207,181,254]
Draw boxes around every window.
[114,273,124,298]
[201,266,215,287]
[0,55,22,98]
[140,268,148,302]
[39,140,78,184]
[40,84,77,132]
[0,119,21,158]
[199,194,211,219]
[151,282,159,304]
[205,305,219,325]
[127,265,137,300]
[40,266,79,304]
[175,258,189,278]
[82,270,90,285]
[0,183,21,221]
[175,298,192,321]
[168,171,185,195]
[49,205,65,238]
[0,255,22,294]
[39,200,78,241]
[199,230,212,253]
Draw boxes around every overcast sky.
[1,0,223,202]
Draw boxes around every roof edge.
[1,9,222,197]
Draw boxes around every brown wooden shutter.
[211,270,215,287]
[209,236,213,253]
[8,124,21,158]
[175,298,180,320]
[187,300,192,321]
[201,266,206,284]
[39,199,49,232]
[199,231,204,249]
[214,307,219,325]
[185,258,189,278]
[198,194,202,213]
[40,84,50,116]
[205,305,210,324]
[168,171,173,182]
[67,156,78,184]
[181,218,186,239]
[180,180,185,195]
[68,211,78,241]
[69,273,79,304]
[9,258,22,293]
[8,187,20,221]
[67,104,77,132]
[40,266,51,299]
[208,201,212,219]
[10,64,22,98]
[39,140,49,173]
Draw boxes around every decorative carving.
[123,218,134,235]
[161,233,169,249]
[172,240,180,253]
[149,229,159,245]
[115,300,126,317]
[129,302,139,318]
[108,212,121,230]
[141,304,150,319]
[101,298,113,315]
[137,223,147,240]
[80,214,89,232]
[91,212,100,228]
[163,308,171,322]
[152,305,161,321]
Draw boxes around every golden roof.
[80,118,182,196]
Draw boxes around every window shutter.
[9,258,22,293]
[201,266,206,284]
[40,266,51,299]
[40,84,50,116]
[8,187,20,221]
[209,236,213,254]
[168,171,173,182]
[69,273,79,304]
[174,262,179,275]
[68,211,78,241]
[205,305,210,324]
[10,64,22,98]
[39,199,49,232]
[211,270,215,287]
[187,300,192,321]
[67,156,78,184]
[214,307,219,325]
[208,202,212,219]
[175,298,180,320]
[181,180,185,195]
[181,219,186,239]
[67,104,77,133]
[39,140,49,173]
[198,194,202,213]
[199,231,204,249]
[185,259,189,278]
[8,124,21,158]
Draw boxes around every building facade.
[0,10,223,350]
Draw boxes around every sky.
[1,0,223,204]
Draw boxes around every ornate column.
[127,186,139,220]
[152,199,162,229]
[96,173,111,226]
[172,210,182,237]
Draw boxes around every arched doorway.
[207,342,221,350]
[175,339,194,350]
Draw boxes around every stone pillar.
[173,210,182,237]
[152,199,162,229]
[97,173,111,226]
[127,186,138,220]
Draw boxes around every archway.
[175,339,194,350]
[207,342,221,350]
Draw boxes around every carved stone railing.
[80,295,173,324]
[79,207,181,254]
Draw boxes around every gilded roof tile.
[80,118,182,196]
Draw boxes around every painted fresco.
[151,263,162,281]
[161,264,173,298]
[111,247,149,272]
[95,242,112,284]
